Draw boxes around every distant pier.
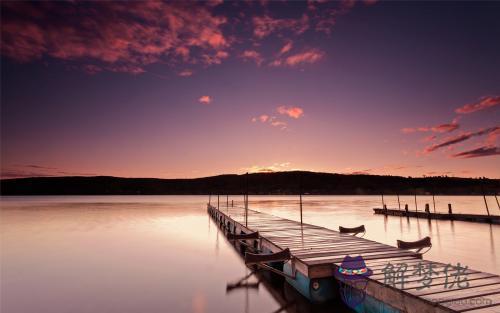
[373,208,500,224]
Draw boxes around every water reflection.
[1,195,499,313]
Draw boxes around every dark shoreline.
[1,171,498,196]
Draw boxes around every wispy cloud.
[251,114,287,130]
[455,96,500,114]
[401,121,459,134]
[279,41,293,55]
[451,146,500,159]
[240,50,263,66]
[277,105,304,119]
[252,15,309,39]
[424,126,499,153]
[178,69,193,77]
[270,49,324,67]
[198,95,212,104]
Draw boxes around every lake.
[1,195,499,313]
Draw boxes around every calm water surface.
[1,195,499,313]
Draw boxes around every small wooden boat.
[339,225,366,236]
[227,231,259,240]
[397,236,432,253]
[245,248,291,265]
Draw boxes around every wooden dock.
[208,204,500,313]
[373,208,500,225]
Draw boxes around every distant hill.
[1,171,498,195]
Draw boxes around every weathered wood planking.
[208,205,500,313]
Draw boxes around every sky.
[1,1,499,179]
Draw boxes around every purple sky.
[1,1,499,179]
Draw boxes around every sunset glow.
[1,1,499,179]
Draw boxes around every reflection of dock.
[373,208,500,224]
[208,204,500,313]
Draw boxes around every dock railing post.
[381,193,385,210]
[217,194,219,211]
[495,194,500,211]
[448,203,452,214]
[397,194,401,211]
[209,194,211,205]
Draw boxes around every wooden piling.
[299,175,303,225]
[414,192,418,212]
[397,194,401,210]
[481,179,491,216]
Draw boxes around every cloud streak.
[402,122,459,134]
[455,96,500,114]
[424,126,499,153]
[451,146,500,159]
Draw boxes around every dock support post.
[481,179,491,217]
[495,194,500,211]
[483,194,490,216]
[209,194,211,205]
[217,194,219,211]
[448,203,452,214]
[381,193,385,211]
[432,194,436,213]
[414,192,418,212]
[299,174,303,225]
[397,194,401,211]
[245,172,249,227]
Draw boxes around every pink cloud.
[279,41,293,55]
[1,2,229,73]
[198,95,212,104]
[402,122,459,134]
[451,146,500,159]
[423,126,499,153]
[271,49,324,67]
[178,69,193,77]
[259,114,269,122]
[277,105,304,119]
[252,14,309,39]
[455,96,500,114]
[240,50,263,65]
